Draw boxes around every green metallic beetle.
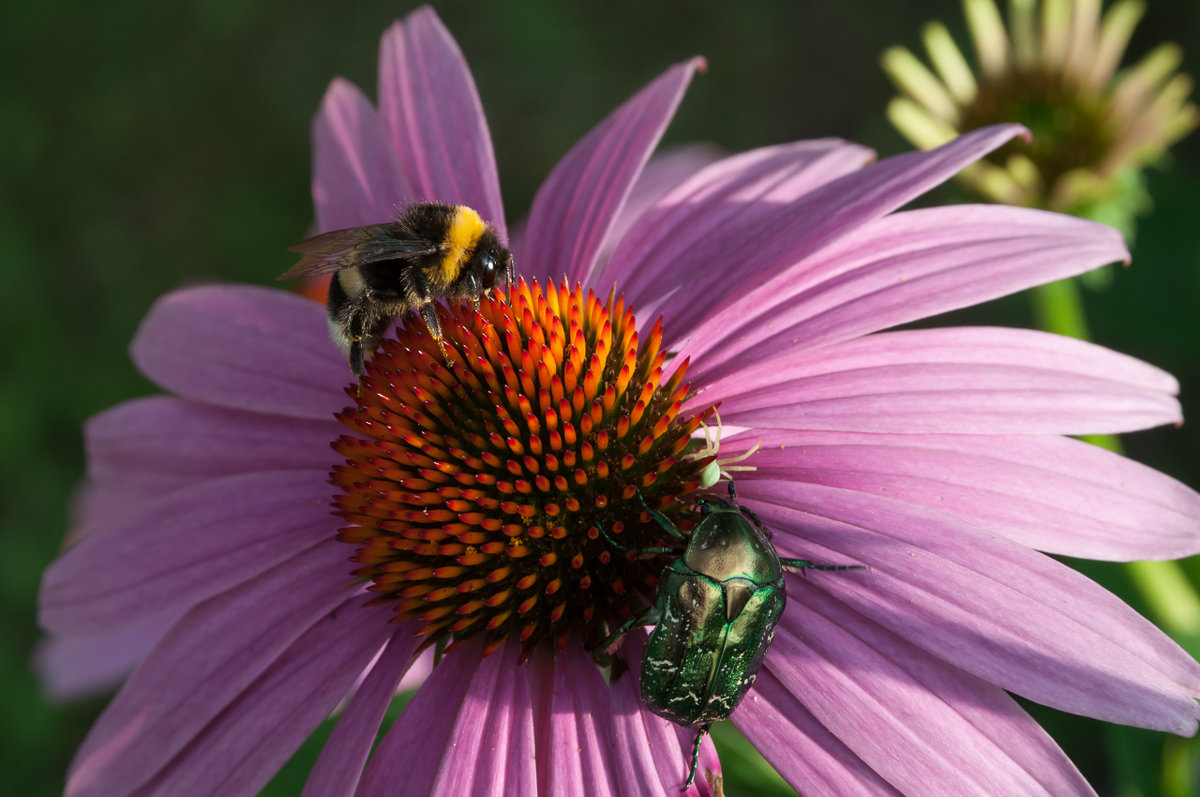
[597,482,864,791]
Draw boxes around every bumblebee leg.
[349,338,364,381]
[682,725,710,791]
[419,303,453,362]
[464,272,482,313]
[346,310,366,397]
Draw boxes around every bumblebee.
[279,202,514,378]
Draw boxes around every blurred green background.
[2,0,1198,794]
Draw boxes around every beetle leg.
[737,502,767,532]
[593,603,656,656]
[726,482,787,541]
[431,635,450,667]
[727,481,774,535]
[682,724,710,791]
[596,521,676,556]
[635,489,689,542]
[779,557,868,573]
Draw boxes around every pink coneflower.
[40,7,1200,796]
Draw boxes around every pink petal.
[759,583,1092,795]
[743,483,1200,733]
[724,429,1200,560]
[378,7,506,235]
[649,124,1031,328]
[130,285,351,419]
[735,672,900,796]
[360,638,540,796]
[540,646,623,795]
[698,327,1180,435]
[423,641,538,795]
[468,645,539,796]
[33,611,180,701]
[68,478,156,543]
[131,600,394,796]
[85,396,340,492]
[610,139,875,305]
[358,637,478,795]
[40,470,333,634]
[609,633,722,796]
[676,204,1129,368]
[302,632,425,797]
[66,540,355,797]
[311,77,411,233]
[528,643,720,792]
[521,58,703,285]
[590,142,725,283]
[600,144,723,252]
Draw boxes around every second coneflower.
[883,0,1197,234]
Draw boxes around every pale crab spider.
[688,408,762,489]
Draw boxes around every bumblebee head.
[465,230,515,295]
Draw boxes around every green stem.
[1127,560,1200,637]
[1029,278,1091,340]
[1030,280,1119,451]
[1029,278,1200,637]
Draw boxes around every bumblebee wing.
[278,225,442,280]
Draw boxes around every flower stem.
[1126,560,1200,637]
[1029,278,1091,340]
[1030,278,1200,638]
[1030,279,1117,451]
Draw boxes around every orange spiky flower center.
[331,279,713,661]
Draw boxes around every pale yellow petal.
[886,97,960,151]
[1040,0,1072,70]
[922,22,978,103]
[1109,74,1197,171]
[882,46,960,123]
[1110,43,1184,121]
[1051,167,1109,210]
[1065,0,1101,81]
[1088,0,1145,91]
[1008,0,1038,67]
[960,160,1030,205]
[963,0,1009,77]
[1156,103,1200,152]
[1004,152,1043,196]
